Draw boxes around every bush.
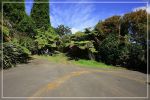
[127,43,146,70]
[35,27,58,54]
[13,36,37,54]
[1,42,30,69]
[99,34,147,72]
[67,40,97,60]
[99,34,120,65]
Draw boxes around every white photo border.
[1,1,149,99]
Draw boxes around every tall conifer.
[31,0,50,30]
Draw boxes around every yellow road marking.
[29,69,145,99]
[29,70,91,99]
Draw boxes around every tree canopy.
[31,0,50,30]
[3,0,26,24]
[55,25,72,36]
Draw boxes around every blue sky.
[25,0,149,33]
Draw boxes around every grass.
[33,53,70,64]
[33,53,125,69]
[72,59,122,69]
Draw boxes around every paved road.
[0,58,149,100]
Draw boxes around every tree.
[16,15,36,36]
[3,0,26,25]
[122,10,147,71]
[31,0,50,30]
[128,43,146,70]
[99,34,130,66]
[35,27,58,54]
[64,32,97,60]
[95,16,121,38]
[122,10,147,46]
[55,25,72,36]
[84,27,92,34]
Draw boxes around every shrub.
[127,43,146,70]
[1,42,30,69]
[13,37,37,54]
[35,27,59,54]
[99,34,120,65]
[99,34,146,72]
[67,40,97,60]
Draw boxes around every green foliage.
[90,10,147,72]
[99,34,120,65]
[62,32,97,60]
[74,31,85,37]
[60,35,71,47]
[33,53,70,64]
[71,31,88,41]
[122,10,147,46]
[35,27,58,49]
[1,42,30,69]
[33,54,125,69]
[3,26,10,36]
[12,36,36,53]
[84,27,92,34]
[72,41,96,53]
[72,59,124,69]
[128,43,146,70]
[1,1,147,73]
[31,0,50,29]
[95,16,121,37]
[16,15,36,36]
[1,18,13,42]
[55,25,72,36]
[3,0,26,25]
[99,33,146,71]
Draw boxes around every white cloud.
[71,28,80,34]
[133,6,150,14]
[50,3,99,33]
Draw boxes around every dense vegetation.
[31,0,50,30]
[0,0,31,68]
[0,1,149,73]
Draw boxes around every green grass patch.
[32,53,70,64]
[33,54,125,69]
[72,59,124,69]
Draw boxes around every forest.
[0,0,149,73]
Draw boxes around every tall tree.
[2,0,26,41]
[31,0,50,30]
[95,16,121,37]
[122,10,147,46]
[3,0,26,24]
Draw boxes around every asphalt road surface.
[0,58,149,100]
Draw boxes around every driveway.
[0,58,149,100]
